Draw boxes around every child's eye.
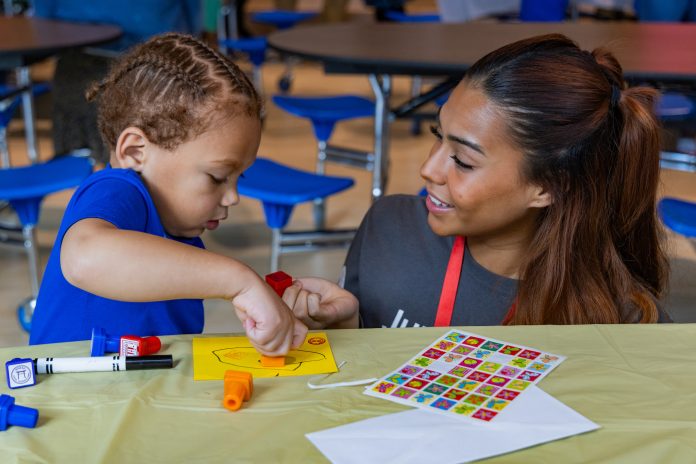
[429,125,442,140]
[450,154,474,170]
[209,174,226,185]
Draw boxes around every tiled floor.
[1,39,694,348]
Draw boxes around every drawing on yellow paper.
[192,332,338,380]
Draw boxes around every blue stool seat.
[520,0,569,21]
[658,197,696,238]
[272,95,375,141]
[238,157,354,271]
[0,154,93,331]
[385,11,440,22]
[251,10,317,30]
[656,92,696,121]
[218,37,267,66]
[238,157,353,228]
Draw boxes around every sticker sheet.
[193,332,338,380]
[364,330,565,422]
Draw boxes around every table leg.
[368,74,392,201]
[16,67,39,163]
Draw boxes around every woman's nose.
[420,141,447,185]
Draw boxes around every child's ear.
[114,127,149,171]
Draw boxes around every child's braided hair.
[87,33,261,151]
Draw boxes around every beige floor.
[1,47,695,348]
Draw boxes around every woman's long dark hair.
[466,34,667,323]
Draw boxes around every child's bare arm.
[61,218,306,354]
[282,277,359,329]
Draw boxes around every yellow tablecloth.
[1,325,695,463]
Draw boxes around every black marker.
[33,355,173,374]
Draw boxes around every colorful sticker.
[475,384,500,397]
[452,345,474,355]
[459,358,482,369]
[441,352,464,363]
[410,392,436,405]
[508,357,531,368]
[480,341,504,351]
[528,362,551,373]
[463,394,488,406]
[434,375,459,387]
[391,387,416,399]
[485,398,510,411]
[413,357,433,367]
[416,369,441,381]
[386,374,410,385]
[495,389,521,401]
[435,340,457,351]
[424,383,448,395]
[507,379,531,391]
[456,380,480,391]
[443,388,468,401]
[404,378,428,390]
[500,345,522,356]
[399,365,422,376]
[478,362,502,373]
[517,349,541,360]
[472,409,498,421]
[431,398,456,411]
[517,370,542,382]
[467,371,491,382]
[463,336,485,347]
[486,376,510,387]
[422,348,446,360]
[470,349,493,360]
[499,366,522,378]
[538,354,559,363]
[372,381,396,394]
[444,332,468,343]
[453,404,477,416]
[448,366,471,377]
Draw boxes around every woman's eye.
[450,154,474,170]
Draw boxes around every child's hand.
[282,277,359,329]
[232,277,308,356]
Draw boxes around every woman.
[283,33,671,328]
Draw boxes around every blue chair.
[251,10,317,93]
[519,0,569,21]
[238,157,354,271]
[384,11,440,22]
[272,95,374,228]
[0,155,93,331]
[1,82,51,167]
[655,92,696,172]
[656,92,696,121]
[658,197,696,252]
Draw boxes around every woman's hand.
[282,277,359,329]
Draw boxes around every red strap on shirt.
[434,236,518,326]
[434,236,466,327]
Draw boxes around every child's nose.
[221,186,239,206]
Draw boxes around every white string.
[307,361,378,390]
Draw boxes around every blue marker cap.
[90,327,120,356]
[0,394,39,431]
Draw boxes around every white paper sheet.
[306,386,599,464]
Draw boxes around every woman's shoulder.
[369,194,427,219]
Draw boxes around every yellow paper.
[192,332,338,380]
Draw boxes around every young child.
[29,33,307,354]
[282,33,672,329]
